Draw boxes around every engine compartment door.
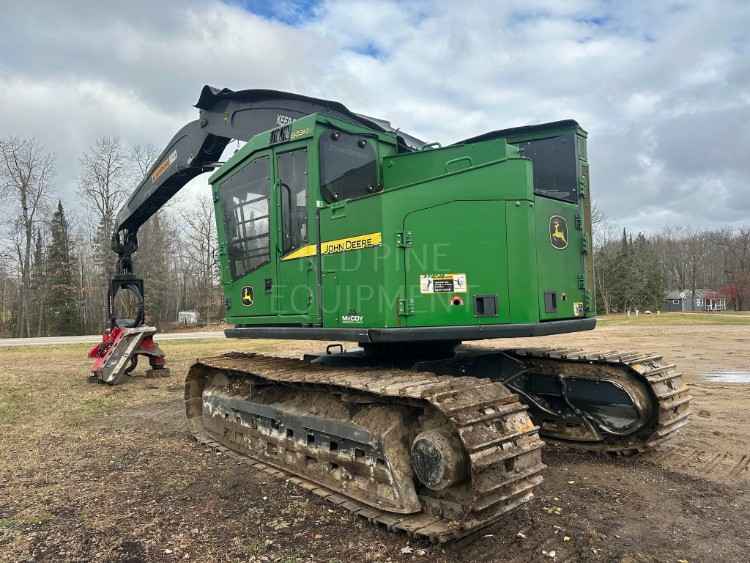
[403,201,510,327]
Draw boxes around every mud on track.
[1,324,750,562]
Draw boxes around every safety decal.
[281,232,383,261]
[241,286,255,307]
[574,302,585,316]
[150,149,177,184]
[420,273,467,294]
[549,215,569,250]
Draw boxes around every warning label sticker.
[420,273,467,294]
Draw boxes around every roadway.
[0,330,226,348]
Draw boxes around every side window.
[222,156,270,280]
[516,134,578,203]
[319,130,377,203]
[277,149,308,254]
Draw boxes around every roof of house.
[664,289,727,300]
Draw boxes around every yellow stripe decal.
[280,243,317,261]
[281,232,382,261]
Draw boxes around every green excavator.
[89,86,690,542]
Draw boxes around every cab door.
[275,146,318,321]
[219,151,275,318]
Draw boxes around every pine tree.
[31,228,47,335]
[47,201,81,335]
[632,233,664,311]
[610,228,632,312]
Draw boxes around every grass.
[1,328,749,561]
[0,338,320,431]
[0,509,55,530]
[0,388,28,425]
[597,311,750,326]
[0,337,408,561]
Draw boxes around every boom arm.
[108,85,423,326]
[113,86,422,261]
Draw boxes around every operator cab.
[211,114,399,324]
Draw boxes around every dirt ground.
[1,320,750,562]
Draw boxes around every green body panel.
[212,113,594,335]
[382,139,518,189]
[319,193,386,328]
[403,200,510,327]
[534,197,585,320]
[505,200,538,323]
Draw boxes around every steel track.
[506,347,691,453]
[183,347,690,541]
[185,353,546,543]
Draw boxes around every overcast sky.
[1,0,748,232]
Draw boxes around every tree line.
[0,136,223,337]
[594,219,750,314]
[1,134,748,337]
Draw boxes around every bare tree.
[685,231,709,307]
[130,143,158,180]
[590,202,604,227]
[181,194,220,323]
[591,203,618,313]
[657,226,690,292]
[593,223,619,314]
[723,228,750,310]
[79,136,128,237]
[79,136,129,324]
[0,137,53,336]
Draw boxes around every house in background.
[178,310,200,325]
[664,289,728,312]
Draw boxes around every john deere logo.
[241,286,254,307]
[549,216,568,250]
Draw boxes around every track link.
[506,347,692,453]
[185,353,545,543]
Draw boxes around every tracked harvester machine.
[94,86,691,541]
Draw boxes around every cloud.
[0,0,748,234]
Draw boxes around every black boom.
[109,85,424,327]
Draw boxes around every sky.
[1,0,748,233]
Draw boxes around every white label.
[420,273,467,294]
[276,114,293,126]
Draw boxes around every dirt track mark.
[648,445,750,482]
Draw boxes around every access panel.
[404,201,510,327]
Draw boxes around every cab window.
[222,156,270,280]
[277,149,308,254]
[516,134,578,203]
[319,130,377,203]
